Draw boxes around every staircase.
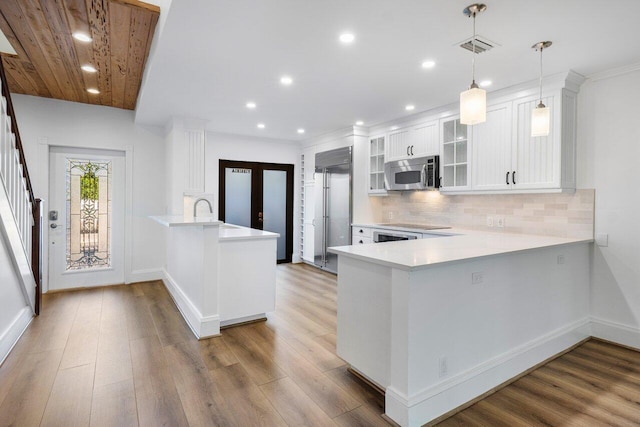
[0,59,42,316]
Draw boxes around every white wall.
[0,228,31,363]
[204,131,302,260]
[12,94,166,286]
[577,65,640,340]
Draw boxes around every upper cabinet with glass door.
[439,115,470,192]
[368,135,386,194]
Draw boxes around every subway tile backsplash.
[373,189,595,239]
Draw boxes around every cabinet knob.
[359,240,363,244]
[359,229,363,233]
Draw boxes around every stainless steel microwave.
[384,155,440,191]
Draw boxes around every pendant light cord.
[471,12,476,85]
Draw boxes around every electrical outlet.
[486,216,494,227]
[438,356,448,378]
[388,211,394,220]
[557,255,565,265]
[472,272,483,284]
[496,216,505,228]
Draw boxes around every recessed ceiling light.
[72,32,92,43]
[257,123,266,129]
[421,60,436,69]
[246,101,257,109]
[81,64,97,73]
[339,33,355,44]
[405,104,415,111]
[479,80,492,87]
[297,128,305,134]
[391,126,399,131]
[280,76,293,86]
[355,121,364,126]
[87,88,100,94]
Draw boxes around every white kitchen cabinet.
[368,135,386,194]
[412,120,439,157]
[352,226,373,245]
[511,93,569,190]
[352,236,372,245]
[472,102,513,191]
[386,121,439,163]
[439,115,470,191]
[468,89,577,193]
[386,128,412,161]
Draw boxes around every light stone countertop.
[151,215,223,227]
[218,223,279,241]
[150,216,278,241]
[329,229,593,271]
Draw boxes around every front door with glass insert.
[48,147,125,290]
[219,160,294,263]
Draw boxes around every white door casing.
[48,147,125,290]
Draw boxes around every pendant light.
[460,3,487,125]
[531,41,552,137]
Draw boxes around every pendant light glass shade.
[460,4,487,125]
[460,84,486,125]
[531,41,552,137]
[531,103,550,137]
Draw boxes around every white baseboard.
[0,307,33,366]
[590,317,640,350]
[162,269,220,339]
[386,318,591,427]
[128,268,164,284]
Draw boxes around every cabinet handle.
[407,146,410,156]
[512,171,516,185]
[506,171,510,185]
[410,145,414,156]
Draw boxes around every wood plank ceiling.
[0,0,159,110]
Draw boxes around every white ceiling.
[134,0,640,141]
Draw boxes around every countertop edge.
[329,237,593,271]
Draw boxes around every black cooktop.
[376,223,451,231]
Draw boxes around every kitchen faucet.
[193,198,213,217]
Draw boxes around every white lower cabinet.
[352,236,372,245]
[352,226,372,245]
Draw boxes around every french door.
[219,160,294,263]
[48,147,125,290]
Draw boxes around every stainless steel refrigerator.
[314,147,352,273]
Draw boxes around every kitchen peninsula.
[151,216,279,338]
[329,231,592,427]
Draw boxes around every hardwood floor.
[1,264,640,426]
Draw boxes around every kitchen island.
[329,231,592,427]
[151,216,278,338]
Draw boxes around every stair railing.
[0,59,42,314]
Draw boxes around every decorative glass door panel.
[66,159,112,270]
[49,148,125,291]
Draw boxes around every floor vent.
[459,36,498,54]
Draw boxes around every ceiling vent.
[458,36,498,54]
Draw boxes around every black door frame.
[219,160,295,263]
